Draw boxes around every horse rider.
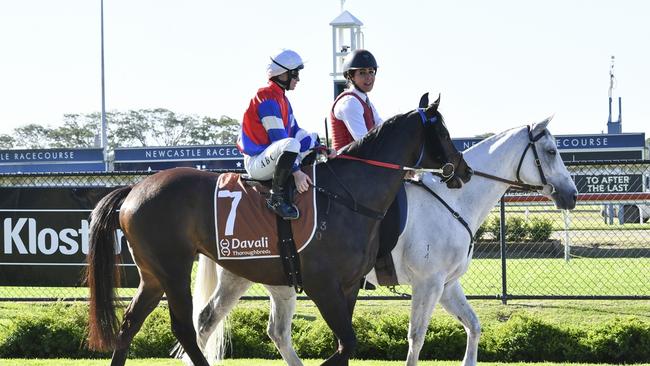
[330,49,414,291]
[329,49,383,151]
[237,49,336,220]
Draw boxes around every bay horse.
[192,118,578,366]
[85,97,473,366]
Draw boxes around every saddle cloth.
[214,166,317,260]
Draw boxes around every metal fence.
[1,162,649,301]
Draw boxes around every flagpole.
[100,0,108,170]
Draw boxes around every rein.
[335,154,454,177]
[310,153,386,220]
[335,108,455,179]
[312,107,455,220]
[472,125,554,194]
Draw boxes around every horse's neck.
[425,128,528,232]
[331,121,423,212]
[322,158,408,214]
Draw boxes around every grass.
[3,360,650,366]
[2,255,649,300]
[463,257,650,296]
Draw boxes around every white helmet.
[266,49,304,78]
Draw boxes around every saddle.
[214,167,317,261]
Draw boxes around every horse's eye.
[548,149,557,156]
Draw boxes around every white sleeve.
[333,96,370,141]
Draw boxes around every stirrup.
[267,197,300,220]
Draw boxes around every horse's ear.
[424,93,441,118]
[431,93,441,107]
[418,93,429,108]
[531,114,553,135]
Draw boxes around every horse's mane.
[464,124,552,158]
[339,109,446,157]
[464,125,525,154]
[339,111,409,156]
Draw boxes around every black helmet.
[342,49,378,76]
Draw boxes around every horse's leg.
[265,285,302,366]
[406,276,445,366]
[195,267,252,360]
[164,260,210,366]
[309,282,358,366]
[110,275,164,366]
[439,280,481,366]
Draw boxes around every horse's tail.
[85,185,132,351]
[195,254,227,362]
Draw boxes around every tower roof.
[329,10,363,26]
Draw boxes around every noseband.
[474,125,555,194]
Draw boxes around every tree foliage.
[0,109,239,149]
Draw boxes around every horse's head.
[417,93,473,189]
[517,117,577,209]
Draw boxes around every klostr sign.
[0,187,138,287]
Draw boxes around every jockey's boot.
[267,151,300,220]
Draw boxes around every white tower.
[329,3,364,98]
[607,55,622,134]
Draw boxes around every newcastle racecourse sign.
[0,148,105,173]
[453,132,645,162]
[114,145,244,171]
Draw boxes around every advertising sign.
[452,132,645,162]
[0,148,106,173]
[114,145,244,171]
[0,187,138,287]
[554,133,645,150]
[573,174,643,194]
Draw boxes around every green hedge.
[2,304,650,363]
[480,216,554,242]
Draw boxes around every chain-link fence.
[1,162,649,301]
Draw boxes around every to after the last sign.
[574,174,643,194]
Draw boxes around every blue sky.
[1,0,648,142]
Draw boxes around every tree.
[0,134,15,149]
[2,109,240,149]
[48,113,99,148]
[111,108,197,147]
[188,115,239,145]
[13,124,52,149]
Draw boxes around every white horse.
[187,118,578,366]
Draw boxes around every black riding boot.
[267,151,300,220]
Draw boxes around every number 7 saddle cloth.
[214,166,316,260]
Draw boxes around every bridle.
[311,108,457,220]
[335,108,456,179]
[410,125,556,256]
[473,125,555,195]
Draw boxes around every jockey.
[330,49,384,151]
[237,49,336,220]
